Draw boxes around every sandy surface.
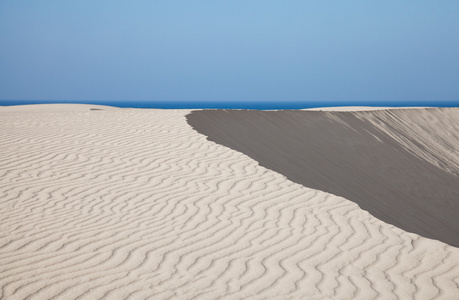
[1,104,459,299]
[304,106,431,111]
[0,104,120,112]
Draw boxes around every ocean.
[0,100,458,110]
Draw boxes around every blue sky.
[1,1,458,104]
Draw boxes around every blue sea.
[0,100,458,110]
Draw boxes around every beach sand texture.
[1,105,458,299]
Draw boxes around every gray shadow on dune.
[187,109,459,247]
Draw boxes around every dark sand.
[187,108,459,247]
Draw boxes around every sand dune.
[187,108,459,247]
[1,105,458,299]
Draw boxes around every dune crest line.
[0,105,458,299]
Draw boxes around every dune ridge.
[1,105,458,299]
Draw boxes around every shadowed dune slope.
[187,108,459,247]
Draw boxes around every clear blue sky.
[1,1,458,103]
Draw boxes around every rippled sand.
[1,104,458,299]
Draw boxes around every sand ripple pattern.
[0,108,458,300]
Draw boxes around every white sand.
[0,103,120,112]
[305,106,431,111]
[0,104,458,299]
